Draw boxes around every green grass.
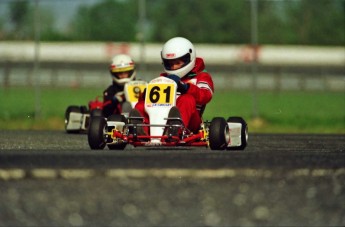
[1,87,344,133]
[204,90,345,133]
[0,87,101,130]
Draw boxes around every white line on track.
[1,168,345,181]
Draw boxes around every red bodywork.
[110,127,209,147]
[88,96,103,111]
[88,96,124,115]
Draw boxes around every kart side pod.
[65,106,90,133]
[226,116,248,150]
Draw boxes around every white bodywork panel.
[144,77,177,143]
[124,80,148,108]
[66,112,89,131]
[227,122,243,147]
[107,121,125,132]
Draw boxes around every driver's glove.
[165,74,189,94]
[113,92,124,104]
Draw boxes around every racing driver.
[102,54,136,117]
[132,37,214,134]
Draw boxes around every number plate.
[126,83,147,103]
[144,77,177,138]
[145,84,176,107]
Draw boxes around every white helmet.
[109,54,136,85]
[161,37,196,78]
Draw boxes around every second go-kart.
[88,77,248,150]
[64,80,147,133]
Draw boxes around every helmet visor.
[110,63,134,73]
[111,70,134,80]
[162,53,191,70]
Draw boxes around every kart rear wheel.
[107,114,127,150]
[166,107,182,139]
[227,117,248,150]
[65,105,81,134]
[88,116,106,150]
[80,105,88,114]
[121,101,132,116]
[209,117,229,150]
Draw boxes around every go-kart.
[88,77,248,150]
[64,80,147,133]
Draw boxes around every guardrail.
[1,42,344,66]
[0,42,344,91]
[1,61,344,91]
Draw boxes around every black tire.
[88,116,106,150]
[107,114,127,150]
[166,106,182,138]
[226,117,248,150]
[121,101,132,115]
[128,109,145,136]
[90,108,103,118]
[80,105,88,113]
[209,117,229,150]
[65,105,81,134]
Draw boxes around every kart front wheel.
[209,117,229,150]
[88,116,106,150]
[121,101,132,116]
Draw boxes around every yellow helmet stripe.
[110,65,134,73]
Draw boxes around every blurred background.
[0,0,344,132]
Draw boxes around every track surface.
[0,130,344,226]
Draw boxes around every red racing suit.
[135,57,214,133]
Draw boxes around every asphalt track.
[0,130,344,226]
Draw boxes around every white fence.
[0,42,344,91]
[1,41,344,66]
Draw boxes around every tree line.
[1,0,344,46]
